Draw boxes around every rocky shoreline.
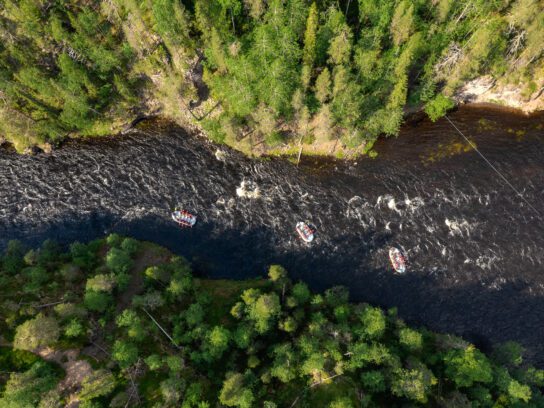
[454,76,544,113]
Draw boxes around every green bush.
[13,315,60,351]
[84,290,111,313]
[120,238,140,255]
[112,340,139,369]
[106,234,123,248]
[424,94,455,122]
[79,369,116,401]
[64,319,84,338]
[106,248,133,274]
[0,361,61,407]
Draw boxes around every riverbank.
[3,99,542,160]
[454,76,544,113]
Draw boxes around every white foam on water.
[388,198,400,213]
[346,196,373,227]
[348,196,363,205]
[445,218,475,236]
[215,149,227,161]
[236,180,261,199]
[475,254,500,270]
[404,196,425,212]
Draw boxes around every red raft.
[171,209,197,227]
[296,221,315,243]
[389,247,407,274]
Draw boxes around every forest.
[1,236,544,407]
[0,0,542,153]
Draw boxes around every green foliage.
[0,361,60,407]
[425,95,455,122]
[315,68,332,104]
[86,274,116,293]
[106,248,133,274]
[291,282,311,305]
[390,0,414,47]
[248,293,281,333]
[0,236,541,407]
[166,355,184,372]
[69,242,96,271]
[151,0,192,50]
[391,366,435,403]
[160,376,186,404]
[399,327,423,351]
[84,290,112,313]
[14,314,60,351]
[64,319,84,338]
[204,326,231,360]
[268,264,287,283]
[1,0,541,155]
[444,345,493,388]
[145,354,163,371]
[219,372,254,407]
[185,303,205,326]
[120,237,140,255]
[112,340,139,369]
[361,370,386,393]
[0,348,40,372]
[79,369,116,401]
[508,379,532,402]
[492,341,525,367]
[116,309,145,341]
[2,240,25,274]
[106,233,123,248]
[329,397,355,408]
[303,3,318,66]
[359,306,386,340]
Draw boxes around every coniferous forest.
[0,0,542,153]
[1,236,544,407]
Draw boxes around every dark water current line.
[1,105,544,364]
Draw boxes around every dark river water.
[2,105,544,364]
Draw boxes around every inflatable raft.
[389,247,407,273]
[296,221,315,243]
[172,209,197,227]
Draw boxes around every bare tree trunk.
[142,308,180,349]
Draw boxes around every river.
[1,105,544,364]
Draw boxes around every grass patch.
[196,278,269,326]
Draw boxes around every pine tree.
[391,0,414,47]
[315,68,331,104]
[303,3,318,66]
